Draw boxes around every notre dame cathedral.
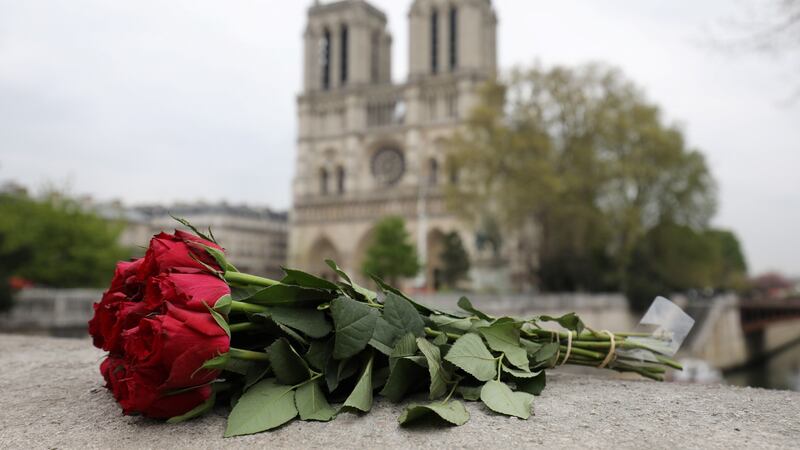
[288,0,511,291]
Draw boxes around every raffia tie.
[558,331,573,367]
[597,330,616,369]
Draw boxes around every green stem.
[496,354,504,381]
[655,355,683,370]
[560,345,605,360]
[229,322,261,333]
[229,347,270,362]
[424,327,462,341]
[230,301,269,314]
[224,271,279,287]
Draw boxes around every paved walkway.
[1,334,798,449]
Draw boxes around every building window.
[321,28,331,90]
[320,168,329,194]
[449,7,458,70]
[340,25,348,84]
[428,158,439,185]
[431,9,439,74]
[336,166,345,194]
[370,31,380,83]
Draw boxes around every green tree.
[446,63,719,293]
[0,191,130,294]
[361,216,420,285]
[704,229,748,291]
[439,231,470,288]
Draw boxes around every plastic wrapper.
[617,296,695,362]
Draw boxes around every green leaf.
[167,392,215,424]
[444,333,497,382]
[502,366,539,378]
[516,370,546,396]
[343,354,374,412]
[205,303,230,338]
[369,318,397,355]
[429,314,474,332]
[267,338,310,385]
[331,296,380,360]
[391,333,418,358]
[540,312,585,335]
[249,284,336,307]
[295,380,337,421]
[380,357,427,402]
[244,362,271,391]
[533,342,559,363]
[432,332,448,346]
[230,284,262,301]
[325,259,377,301]
[277,323,309,346]
[457,296,492,321]
[370,293,426,353]
[213,294,232,315]
[281,267,341,291]
[478,321,529,370]
[223,358,257,376]
[382,292,426,336]
[398,400,470,426]
[304,338,333,371]
[371,275,440,314]
[370,293,426,355]
[203,244,238,273]
[257,306,332,338]
[521,338,543,356]
[224,379,297,437]
[456,385,482,401]
[416,338,450,399]
[325,357,358,392]
[480,380,534,419]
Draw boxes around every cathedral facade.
[289,0,500,290]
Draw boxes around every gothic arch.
[307,235,342,281]
[426,228,446,291]
[352,226,377,284]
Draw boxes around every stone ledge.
[1,334,798,449]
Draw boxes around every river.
[725,339,800,391]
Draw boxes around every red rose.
[137,230,223,280]
[109,258,145,300]
[89,258,149,353]
[116,305,229,417]
[143,272,230,313]
[101,356,213,419]
[89,292,153,353]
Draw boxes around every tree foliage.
[361,216,419,285]
[439,231,470,288]
[0,191,130,297]
[445,63,742,300]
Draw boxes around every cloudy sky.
[1,0,798,275]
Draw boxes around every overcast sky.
[1,0,798,275]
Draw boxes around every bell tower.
[302,0,392,93]
[408,0,497,81]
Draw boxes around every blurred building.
[290,0,509,290]
[101,203,288,279]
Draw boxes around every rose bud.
[116,305,230,418]
[137,230,224,279]
[143,272,231,313]
[101,356,214,419]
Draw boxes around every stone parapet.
[1,334,797,449]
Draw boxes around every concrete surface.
[1,334,798,449]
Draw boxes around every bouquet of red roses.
[89,223,690,437]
